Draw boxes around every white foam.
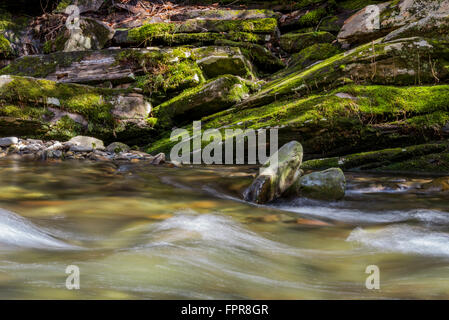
[347,225,449,257]
[0,208,77,250]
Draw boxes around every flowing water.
[0,159,448,299]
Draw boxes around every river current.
[0,160,448,299]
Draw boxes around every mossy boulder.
[280,31,335,53]
[289,168,346,201]
[152,75,253,129]
[239,37,449,110]
[244,141,304,203]
[194,46,255,79]
[0,75,154,143]
[301,143,449,174]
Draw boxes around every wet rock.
[68,136,104,152]
[106,142,130,154]
[243,141,303,204]
[151,153,166,165]
[0,137,18,147]
[291,168,346,201]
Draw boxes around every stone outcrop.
[338,0,449,46]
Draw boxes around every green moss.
[0,51,88,77]
[0,34,11,57]
[280,31,335,53]
[43,33,69,54]
[126,18,275,46]
[276,43,341,77]
[148,84,449,157]
[0,104,52,119]
[215,39,285,74]
[297,8,327,27]
[301,143,449,174]
[45,115,83,141]
[0,76,115,125]
[240,38,449,109]
[0,9,28,33]
[55,0,72,12]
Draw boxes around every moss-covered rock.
[288,167,346,200]
[0,34,12,58]
[114,18,277,47]
[194,46,255,79]
[239,37,449,110]
[148,84,449,159]
[280,31,335,53]
[301,142,449,174]
[0,75,154,143]
[214,40,285,74]
[152,75,253,129]
[276,43,342,78]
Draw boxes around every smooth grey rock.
[0,137,18,147]
[68,136,105,152]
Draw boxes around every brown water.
[0,159,448,299]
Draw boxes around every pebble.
[0,137,166,165]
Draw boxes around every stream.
[0,159,448,299]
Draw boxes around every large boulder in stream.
[288,168,346,201]
[243,141,303,204]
